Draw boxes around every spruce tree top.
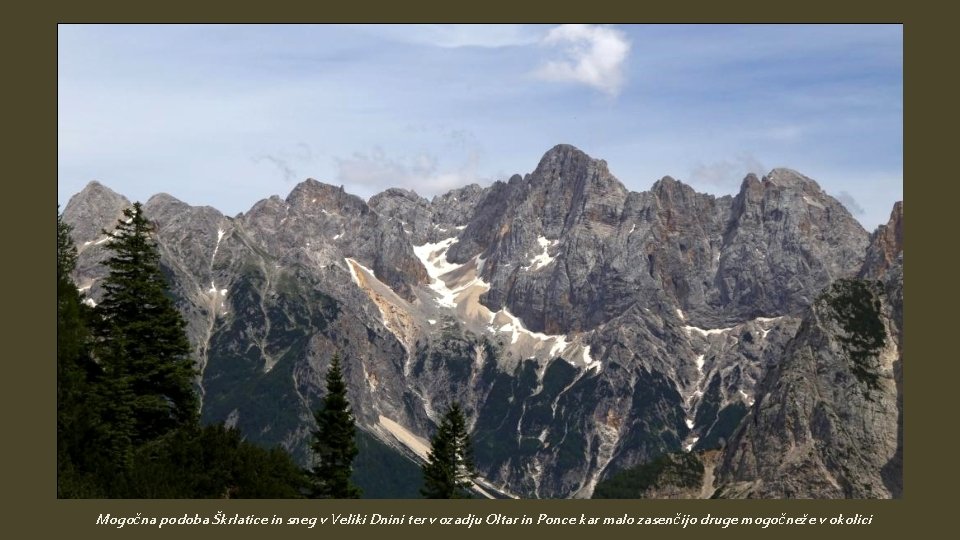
[421,403,477,499]
[309,353,361,498]
[95,202,199,442]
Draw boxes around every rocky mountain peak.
[62,180,132,245]
[145,192,188,209]
[370,187,428,206]
[76,179,115,197]
[286,178,365,215]
[651,175,700,205]
[860,201,904,280]
[531,144,612,188]
[762,167,820,188]
[540,142,589,162]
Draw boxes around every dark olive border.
[27,2,938,540]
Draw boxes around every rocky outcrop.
[717,170,869,322]
[713,203,903,498]
[860,201,903,279]
[369,184,488,246]
[63,181,131,298]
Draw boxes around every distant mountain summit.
[63,144,901,498]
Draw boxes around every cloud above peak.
[335,141,485,199]
[535,24,631,96]
[375,24,540,49]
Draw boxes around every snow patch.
[683,325,736,336]
[628,223,636,234]
[490,308,581,364]
[412,237,474,308]
[413,237,594,370]
[524,236,558,271]
[83,298,97,307]
[676,308,685,321]
[333,233,343,240]
[755,316,782,339]
[684,437,700,452]
[549,334,570,358]
[582,345,600,371]
[210,228,226,267]
[427,319,437,325]
[685,418,694,429]
[95,236,110,245]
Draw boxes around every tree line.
[58,204,477,498]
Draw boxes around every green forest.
[57,205,476,499]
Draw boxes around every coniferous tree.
[59,205,307,498]
[421,403,477,498]
[57,208,95,495]
[93,202,198,446]
[308,353,361,498]
[57,209,82,438]
[57,210,88,416]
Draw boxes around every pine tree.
[93,202,199,445]
[421,403,477,498]
[308,353,361,498]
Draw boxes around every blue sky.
[58,24,902,229]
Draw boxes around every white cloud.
[835,190,865,215]
[688,154,767,191]
[335,142,484,197]
[372,24,540,49]
[252,143,316,183]
[535,24,631,96]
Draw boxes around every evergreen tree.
[58,208,91,495]
[59,205,308,498]
[421,403,477,498]
[125,424,307,498]
[93,202,199,446]
[57,210,87,417]
[308,353,361,498]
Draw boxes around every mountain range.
[62,144,903,498]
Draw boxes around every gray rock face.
[713,203,903,498]
[63,181,131,297]
[447,146,867,336]
[717,170,869,321]
[62,145,893,498]
[369,184,487,246]
[860,201,903,281]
